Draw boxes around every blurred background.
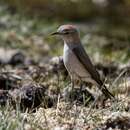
[1,0,130,22]
[0,0,130,65]
[0,1,130,129]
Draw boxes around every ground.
[0,5,130,130]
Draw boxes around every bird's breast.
[63,44,90,79]
[63,44,73,70]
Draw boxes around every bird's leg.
[79,79,83,91]
[70,76,75,102]
[71,80,74,91]
[78,76,84,93]
[70,75,74,91]
[70,81,74,102]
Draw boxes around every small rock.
[0,90,10,106]
[0,48,25,65]
[100,112,130,130]
[62,86,94,105]
[49,56,68,77]
[10,83,53,111]
[0,72,21,90]
[96,63,118,77]
[9,51,25,65]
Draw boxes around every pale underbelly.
[63,47,91,80]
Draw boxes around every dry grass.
[0,4,130,130]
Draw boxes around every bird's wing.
[72,44,115,99]
[72,44,103,86]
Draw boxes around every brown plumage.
[52,24,114,99]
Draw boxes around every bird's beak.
[51,32,60,35]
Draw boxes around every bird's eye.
[64,31,69,34]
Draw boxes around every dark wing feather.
[72,45,102,85]
[72,44,114,99]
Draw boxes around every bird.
[51,24,114,99]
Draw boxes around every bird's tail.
[101,85,115,99]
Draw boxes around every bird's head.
[51,25,80,43]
